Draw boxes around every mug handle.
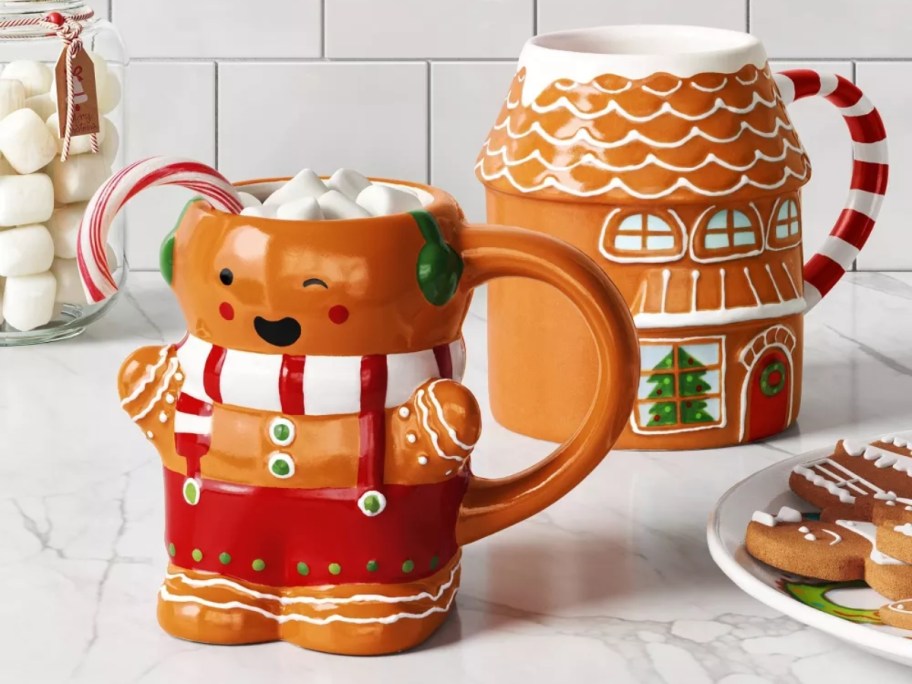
[454,224,639,545]
[774,70,888,311]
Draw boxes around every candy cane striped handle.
[774,69,888,311]
[77,156,244,303]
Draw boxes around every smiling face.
[169,194,470,356]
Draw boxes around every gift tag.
[55,45,100,138]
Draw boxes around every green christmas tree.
[646,347,715,427]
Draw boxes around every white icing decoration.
[835,520,904,565]
[823,530,842,546]
[427,380,476,450]
[793,464,856,504]
[894,523,912,537]
[165,563,459,607]
[803,533,816,541]
[415,389,466,463]
[751,511,775,527]
[418,455,428,466]
[120,346,169,407]
[798,526,810,533]
[633,298,806,329]
[158,411,168,424]
[776,506,802,523]
[145,431,153,439]
[406,432,418,444]
[174,372,183,381]
[690,78,728,93]
[398,406,410,419]
[165,393,175,404]
[130,357,179,421]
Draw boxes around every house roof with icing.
[476,64,812,204]
[631,259,805,329]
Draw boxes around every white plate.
[707,443,912,667]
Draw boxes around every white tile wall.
[100,0,908,270]
[326,0,533,59]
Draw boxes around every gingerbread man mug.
[76,158,639,655]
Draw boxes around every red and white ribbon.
[76,156,244,303]
[774,69,888,310]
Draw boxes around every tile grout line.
[746,0,751,32]
[214,62,219,169]
[320,0,326,58]
[123,55,912,64]
[426,61,432,184]
[532,0,538,35]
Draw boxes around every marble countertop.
[3,272,912,683]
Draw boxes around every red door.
[747,349,791,441]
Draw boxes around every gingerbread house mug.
[477,25,889,450]
[75,158,639,655]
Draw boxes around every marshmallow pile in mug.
[239,169,425,220]
[0,56,120,332]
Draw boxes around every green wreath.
[760,361,787,397]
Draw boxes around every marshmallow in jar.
[0,4,125,344]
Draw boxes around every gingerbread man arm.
[388,379,482,481]
[118,344,182,448]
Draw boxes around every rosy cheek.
[219,302,235,321]
[328,305,349,325]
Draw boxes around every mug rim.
[226,176,457,224]
[518,24,768,105]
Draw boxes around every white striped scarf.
[172,334,466,480]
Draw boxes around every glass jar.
[0,0,126,345]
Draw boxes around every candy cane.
[77,157,244,303]
[773,70,888,311]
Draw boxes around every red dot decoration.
[219,302,235,320]
[329,305,349,325]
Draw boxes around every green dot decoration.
[167,543,176,557]
[328,562,342,576]
[297,562,310,576]
[252,558,266,572]
[402,559,415,573]
[363,495,381,514]
[191,548,203,562]
[183,480,199,505]
[430,555,440,570]
[366,560,379,572]
[219,552,231,565]
[273,423,291,442]
[271,458,291,477]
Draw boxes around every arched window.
[692,207,761,261]
[770,199,801,248]
[600,211,685,262]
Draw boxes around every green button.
[328,562,342,576]
[219,552,231,565]
[183,480,199,505]
[167,543,176,558]
[191,548,203,562]
[366,560,379,572]
[252,558,266,572]
[430,555,440,570]
[402,559,415,573]
[297,562,310,576]
[271,458,291,477]
[273,423,291,442]
[363,495,381,514]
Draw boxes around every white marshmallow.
[0,109,58,174]
[46,113,110,156]
[25,93,54,122]
[3,271,56,331]
[318,189,371,220]
[47,202,87,258]
[50,257,85,305]
[0,174,54,226]
[276,197,324,221]
[1,61,52,98]
[264,169,327,206]
[98,72,121,114]
[356,184,423,216]
[0,224,54,276]
[327,168,371,201]
[101,118,119,165]
[0,79,25,120]
[238,191,261,209]
[46,154,110,204]
[240,205,277,218]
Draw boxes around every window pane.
[678,343,720,368]
[704,232,729,249]
[733,230,756,246]
[646,235,674,250]
[638,401,678,427]
[641,344,674,371]
[646,214,672,232]
[614,234,643,251]
[619,214,644,231]
[707,211,729,229]
[776,224,789,239]
[681,397,721,424]
[789,219,800,236]
[731,210,752,228]
[777,200,796,222]
[680,370,720,397]
[638,374,676,400]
